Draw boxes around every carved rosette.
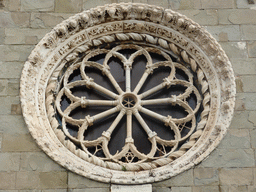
[20,3,235,184]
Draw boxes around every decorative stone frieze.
[20,3,236,184]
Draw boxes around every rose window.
[55,44,202,165]
[20,3,235,184]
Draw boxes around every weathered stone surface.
[55,0,82,13]
[153,169,193,187]
[10,12,30,27]
[111,184,152,192]
[83,0,117,10]
[192,186,219,192]
[30,13,72,28]
[145,0,169,7]
[219,42,248,58]
[235,97,246,111]
[0,80,7,96]
[7,79,19,96]
[250,128,256,148]
[0,172,16,189]
[219,9,256,25]
[5,28,50,45]
[178,10,218,26]
[237,0,256,8]
[205,25,240,41]
[2,134,41,152]
[39,172,68,189]
[0,152,20,171]
[0,11,16,27]
[0,62,23,78]
[169,0,194,10]
[8,0,20,11]
[0,115,28,134]
[68,172,109,188]
[231,58,256,75]
[248,185,256,192]
[220,185,248,192]
[199,149,255,168]
[194,168,219,186]
[170,187,192,192]
[201,0,235,9]
[20,152,64,172]
[241,76,256,92]
[0,45,34,62]
[0,28,4,44]
[11,103,22,115]
[249,111,256,127]
[153,187,172,192]
[133,0,147,4]
[0,131,2,151]
[241,25,256,40]
[16,171,40,189]
[21,0,54,12]
[248,41,256,58]
[0,96,20,115]
[230,111,253,129]
[244,93,256,110]
[69,188,109,192]
[219,168,253,185]
[42,190,67,192]
[235,77,243,93]
[218,129,251,148]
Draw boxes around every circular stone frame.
[20,3,236,184]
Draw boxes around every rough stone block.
[0,152,20,171]
[235,77,243,93]
[219,9,256,25]
[153,169,193,187]
[2,133,41,152]
[20,152,64,172]
[145,0,169,8]
[241,76,256,92]
[8,0,20,11]
[111,184,152,192]
[7,79,19,96]
[199,149,254,168]
[220,185,248,192]
[0,12,16,28]
[0,28,4,44]
[169,0,194,10]
[241,25,256,40]
[201,0,235,9]
[55,0,82,13]
[30,13,73,28]
[69,188,109,192]
[204,25,240,41]
[194,168,219,186]
[11,103,22,115]
[21,0,54,12]
[218,129,251,148]
[219,42,248,59]
[219,168,253,185]
[192,186,219,192]
[0,45,34,62]
[10,12,30,27]
[152,187,172,192]
[231,58,256,75]
[250,128,256,148]
[83,0,118,10]
[170,187,192,192]
[39,172,68,189]
[16,171,40,189]
[0,115,28,134]
[0,80,7,96]
[248,41,256,58]
[230,110,253,128]
[237,0,256,8]
[244,93,256,110]
[0,96,20,115]
[178,10,218,26]
[68,172,109,188]
[0,131,2,151]
[5,28,50,45]
[0,62,23,78]
[234,97,246,111]
[248,185,256,192]
[0,172,16,190]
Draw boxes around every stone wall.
[0,0,255,191]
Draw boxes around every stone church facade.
[0,0,255,191]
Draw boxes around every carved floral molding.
[20,3,236,184]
